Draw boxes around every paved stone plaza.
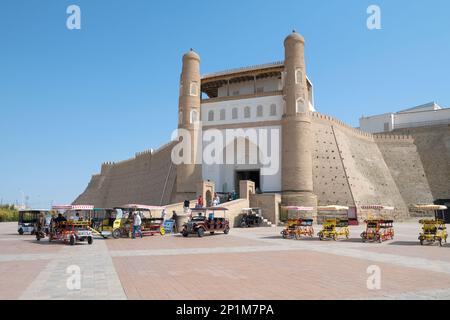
[1,221,450,300]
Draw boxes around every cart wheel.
[197,228,205,238]
[160,227,166,236]
[223,226,230,235]
[69,235,76,246]
[112,229,121,239]
[182,230,189,237]
[87,236,93,245]
[281,232,288,239]
[240,221,247,228]
[18,228,24,235]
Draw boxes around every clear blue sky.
[1,0,449,208]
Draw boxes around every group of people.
[194,192,222,209]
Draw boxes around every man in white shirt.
[132,212,142,239]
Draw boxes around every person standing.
[212,193,220,206]
[196,195,204,208]
[160,208,167,221]
[132,212,142,239]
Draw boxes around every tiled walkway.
[1,222,449,300]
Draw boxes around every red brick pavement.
[364,242,450,262]
[0,239,64,254]
[113,250,450,300]
[0,260,49,299]
[106,234,271,251]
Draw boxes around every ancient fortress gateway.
[74,32,450,224]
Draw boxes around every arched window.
[220,109,226,121]
[190,110,199,124]
[232,108,238,119]
[190,82,199,96]
[296,98,306,113]
[244,106,251,118]
[208,110,214,121]
[295,68,303,84]
[270,104,277,116]
[257,105,263,117]
[179,111,183,125]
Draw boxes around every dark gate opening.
[235,170,261,195]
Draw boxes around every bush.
[0,206,19,222]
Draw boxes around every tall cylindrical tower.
[281,31,317,219]
[176,49,202,197]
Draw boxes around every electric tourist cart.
[281,206,315,240]
[17,209,51,235]
[112,205,166,238]
[239,208,263,228]
[48,205,94,245]
[413,205,448,246]
[182,207,230,237]
[360,205,395,243]
[89,208,117,238]
[317,206,350,241]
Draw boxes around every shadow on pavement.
[389,241,422,246]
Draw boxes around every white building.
[359,102,450,133]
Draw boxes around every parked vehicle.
[240,208,262,228]
[281,206,314,239]
[48,205,94,245]
[317,205,350,241]
[18,210,51,235]
[413,205,448,246]
[318,218,349,241]
[361,219,394,243]
[359,205,395,243]
[112,205,166,238]
[182,207,230,237]
[89,208,117,238]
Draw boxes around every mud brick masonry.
[74,31,450,224]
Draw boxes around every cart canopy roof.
[52,205,73,210]
[121,204,166,211]
[360,205,394,210]
[283,206,314,211]
[70,205,94,211]
[317,205,349,211]
[51,205,94,211]
[19,209,50,213]
[411,204,447,211]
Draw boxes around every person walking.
[132,212,142,239]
